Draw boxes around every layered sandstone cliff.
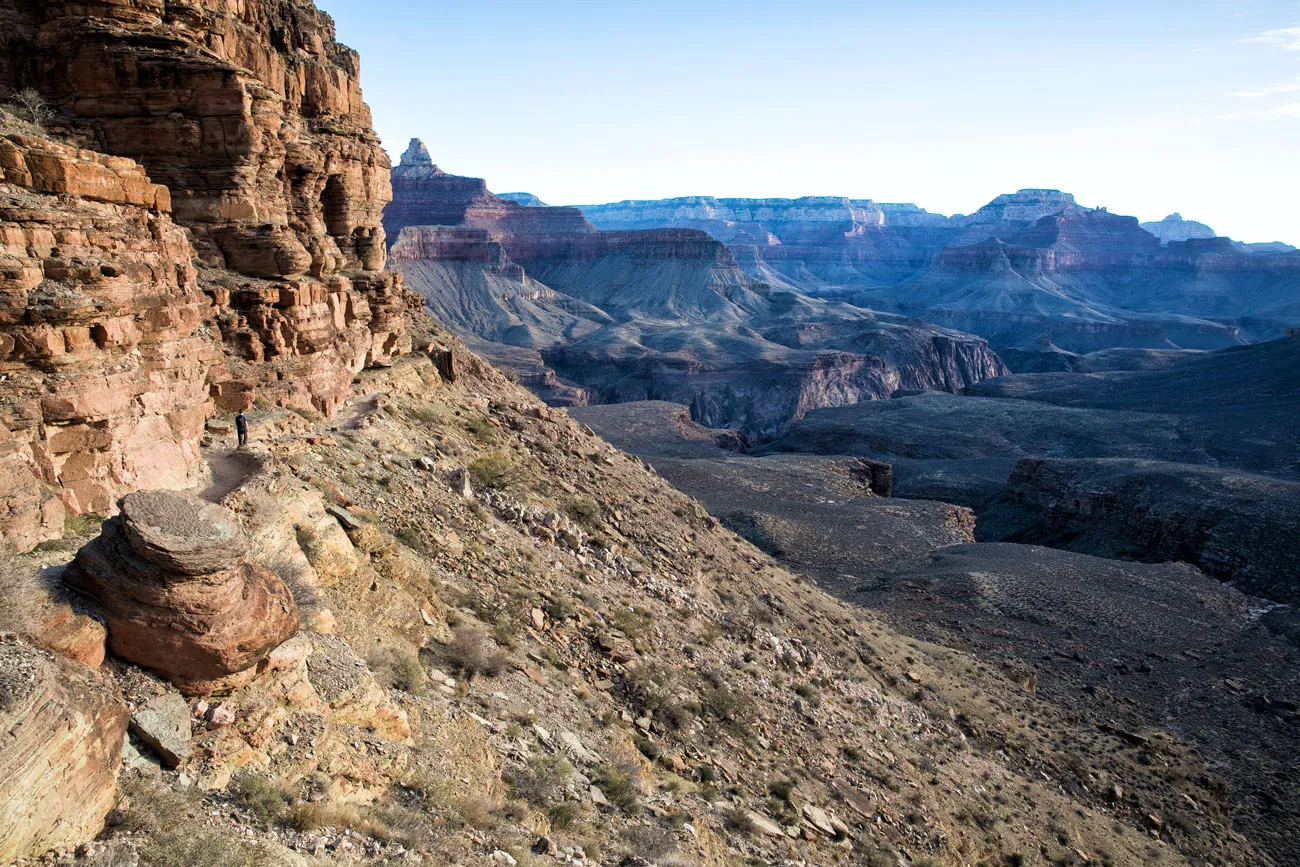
[0,133,212,549]
[0,0,415,548]
[2,0,413,414]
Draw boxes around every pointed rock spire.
[400,138,433,167]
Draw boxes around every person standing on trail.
[235,411,248,448]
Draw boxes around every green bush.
[593,763,640,812]
[468,451,523,490]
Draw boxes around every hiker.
[235,410,248,447]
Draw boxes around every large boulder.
[0,641,127,861]
[67,491,299,695]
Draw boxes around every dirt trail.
[200,447,263,503]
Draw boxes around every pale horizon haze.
[323,0,1300,245]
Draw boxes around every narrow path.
[199,447,262,503]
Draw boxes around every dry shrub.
[593,763,641,812]
[0,550,41,634]
[440,625,506,680]
[367,645,428,695]
[467,451,524,491]
[110,775,274,867]
[507,754,573,808]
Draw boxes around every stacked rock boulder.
[67,490,299,695]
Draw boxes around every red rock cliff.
[0,0,417,548]
[2,0,414,413]
[0,133,212,548]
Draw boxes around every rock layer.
[577,189,1300,353]
[68,490,299,694]
[2,0,414,416]
[0,132,212,549]
[0,641,128,862]
[0,0,417,546]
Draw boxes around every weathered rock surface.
[0,0,419,546]
[0,132,212,549]
[129,690,193,768]
[67,491,299,694]
[0,641,128,862]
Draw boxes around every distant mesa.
[383,138,1006,437]
[497,192,548,207]
[575,187,1300,355]
[1140,212,1217,245]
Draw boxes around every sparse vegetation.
[368,645,428,695]
[228,773,289,826]
[1,88,54,136]
[439,625,507,680]
[507,754,572,808]
[593,763,640,812]
[468,451,524,490]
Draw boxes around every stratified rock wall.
[0,133,212,549]
[0,0,417,547]
[2,0,414,414]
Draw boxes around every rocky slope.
[578,189,1300,355]
[571,387,1300,866]
[386,141,1005,438]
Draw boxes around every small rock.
[801,803,837,837]
[747,811,785,838]
[490,849,517,865]
[129,691,193,768]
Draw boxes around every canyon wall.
[0,133,212,548]
[386,140,1006,438]
[0,0,415,548]
[578,189,1300,354]
[2,0,413,413]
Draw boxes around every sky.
[321,0,1300,244]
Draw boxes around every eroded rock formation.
[577,189,1300,353]
[0,0,417,547]
[0,641,128,862]
[387,140,1006,437]
[0,133,212,549]
[67,490,299,695]
[2,0,414,412]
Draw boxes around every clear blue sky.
[322,0,1300,244]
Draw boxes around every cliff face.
[0,0,414,548]
[578,190,1300,353]
[2,0,412,412]
[0,133,212,548]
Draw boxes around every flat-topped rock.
[120,491,249,577]
[67,492,299,695]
